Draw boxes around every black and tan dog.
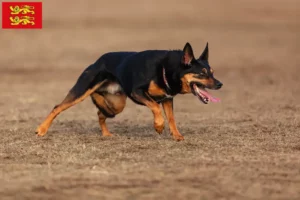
[35,42,223,141]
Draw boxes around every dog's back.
[69,51,136,99]
[115,50,169,96]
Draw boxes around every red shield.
[2,2,42,29]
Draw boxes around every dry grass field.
[1,0,300,199]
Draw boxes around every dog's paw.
[154,119,165,134]
[173,134,184,141]
[102,131,114,137]
[35,126,48,137]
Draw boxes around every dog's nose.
[216,82,223,89]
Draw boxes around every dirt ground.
[1,0,300,199]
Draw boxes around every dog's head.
[179,42,223,104]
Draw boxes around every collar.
[162,67,172,95]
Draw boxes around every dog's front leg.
[162,99,184,141]
[132,90,164,134]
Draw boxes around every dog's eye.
[200,72,206,76]
[200,68,210,76]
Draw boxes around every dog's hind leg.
[97,110,113,137]
[35,81,107,136]
[91,91,127,136]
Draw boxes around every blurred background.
[1,0,300,199]
[1,0,299,116]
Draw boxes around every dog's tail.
[65,62,107,102]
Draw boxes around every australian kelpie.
[35,42,223,141]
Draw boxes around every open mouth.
[191,83,220,104]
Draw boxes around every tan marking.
[91,93,114,116]
[202,68,208,74]
[103,93,127,114]
[210,68,214,74]
[162,99,184,141]
[35,81,107,136]
[148,81,166,96]
[180,73,215,93]
[132,92,164,134]
[91,92,127,136]
[180,73,194,93]
[97,111,113,136]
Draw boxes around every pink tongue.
[199,88,221,103]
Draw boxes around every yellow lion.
[10,5,35,15]
[10,16,35,26]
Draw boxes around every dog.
[35,42,223,141]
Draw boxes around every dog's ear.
[199,42,209,62]
[182,42,194,65]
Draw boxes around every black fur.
[69,52,136,99]
[35,42,224,139]
[69,43,222,107]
